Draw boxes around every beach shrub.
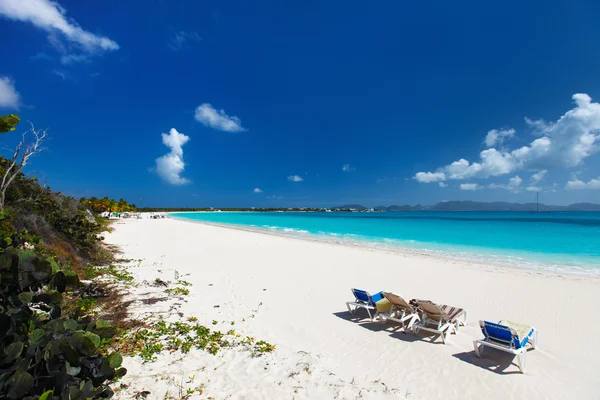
[80,197,136,213]
[0,156,115,266]
[0,226,125,399]
[0,114,20,134]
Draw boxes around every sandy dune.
[105,218,600,399]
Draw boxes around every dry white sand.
[105,217,600,399]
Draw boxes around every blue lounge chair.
[473,320,538,373]
[346,288,384,322]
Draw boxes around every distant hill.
[331,201,600,212]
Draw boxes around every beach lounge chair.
[346,288,384,322]
[376,292,420,332]
[473,320,538,373]
[413,299,467,344]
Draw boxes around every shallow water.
[171,211,600,275]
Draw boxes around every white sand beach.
[106,217,600,399]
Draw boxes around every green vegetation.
[87,264,134,283]
[164,287,190,296]
[80,197,136,213]
[0,228,125,399]
[115,319,275,362]
[0,115,127,398]
[0,114,20,133]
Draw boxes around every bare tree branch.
[0,125,47,211]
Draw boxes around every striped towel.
[441,305,465,322]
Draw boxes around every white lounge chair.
[346,288,384,322]
[413,299,467,344]
[473,320,538,373]
[376,292,420,332]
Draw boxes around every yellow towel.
[499,320,533,339]
[376,298,392,313]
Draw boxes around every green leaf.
[115,367,127,378]
[46,257,59,274]
[29,329,45,345]
[46,319,65,334]
[18,251,52,283]
[36,291,62,305]
[70,332,96,356]
[5,342,23,361]
[63,319,77,331]
[6,370,33,399]
[94,326,116,339]
[95,319,111,329]
[39,390,53,400]
[17,292,34,304]
[83,331,100,348]
[51,271,66,292]
[107,352,123,368]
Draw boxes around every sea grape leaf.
[39,390,53,400]
[29,329,46,345]
[64,319,77,331]
[17,292,34,304]
[95,320,111,329]
[70,332,96,356]
[107,352,122,368]
[6,370,34,399]
[5,342,23,361]
[83,331,101,348]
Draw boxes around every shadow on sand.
[452,347,533,375]
[332,310,445,343]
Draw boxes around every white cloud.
[508,175,522,190]
[342,164,355,172]
[194,103,246,132]
[287,175,303,182]
[414,93,600,185]
[485,128,515,148]
[526,186,541,192]
[253,188,263,193]
[0,0,119,62]
[439,182,448,187]
[414,171,446,183]
[460,183,479,191]
[0,77,20,109]
[530,170,547,183]
[169,31,202,51]
[155,128,191,185]
[487,175,522,191]
[566,177,600,190]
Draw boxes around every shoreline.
[168,214,600,280]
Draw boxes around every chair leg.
[516,351,525,373]
[473,341,481,358]
[346,302,354,314]
[531,329,538,349]
[406,315,417,333]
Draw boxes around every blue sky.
[1,0,600,207]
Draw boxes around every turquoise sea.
[170,211,600,275]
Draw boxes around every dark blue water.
[171,211,600,275]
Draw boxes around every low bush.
[0,229,125,399]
